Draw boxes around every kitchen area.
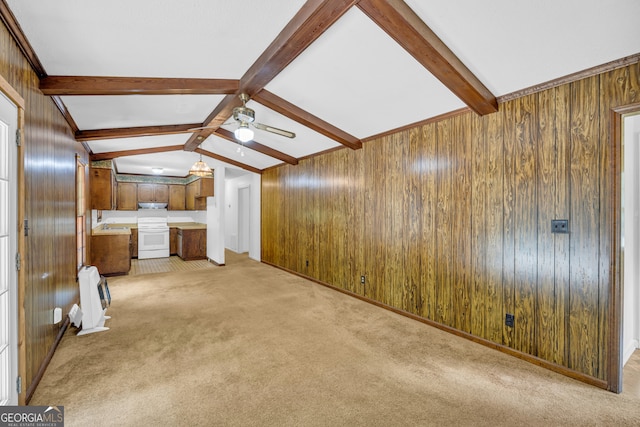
[89,163,213,275]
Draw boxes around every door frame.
[0,74,25,405]
[610,102,640,393]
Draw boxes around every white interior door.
[0,91,18,405]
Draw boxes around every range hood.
[138,202,167,210]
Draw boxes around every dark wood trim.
[185,0,356,152]
[0,0,47,77]
[214,128,298,165]
[608,102,640,393]
[194,147,263,175]
[497,53,640,104]
[357,0,497,116]
[361,107,471,143]
[76,123,201,141]
[262,260,609,390]
[40,76,239,96]
[90,144,184,161]
[254,90,362,150]
[50,96,80,134]
[25,317,70,404]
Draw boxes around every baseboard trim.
[623,339,639,366]
[262,260,609,391]
[25,316,70,404]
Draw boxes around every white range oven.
[137,217,170,259]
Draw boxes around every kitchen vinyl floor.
[129,251,249,276]
[129,255,216,276]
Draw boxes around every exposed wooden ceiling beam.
[76,123,200,141]
[90,144,184,161]
[357,0,498,115]
[214,128,298,165]
[184,0,357,152]
[254,90,362,150]
[195,148,262,175]
[40,76,240,96]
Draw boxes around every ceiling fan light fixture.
[189,154,212,177]
[234,122,254,143]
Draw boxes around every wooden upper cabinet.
[117,182,137,210]
[137,183,169,203]
[169,184,186,211]
[90,168,115,210]
[185,177,213,210]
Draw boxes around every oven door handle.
[139,229,169,234]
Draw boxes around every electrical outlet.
[505,313,515,327]
[551,219,569,234]
[360,275,366,285]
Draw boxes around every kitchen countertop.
[92,223,134,236]
[169,222,207,230]
[92,222,206,235]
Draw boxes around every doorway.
[0,90,18,405]
[623,113,640,370]
[238,186,250,254]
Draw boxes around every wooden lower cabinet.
[131,228,138,258]
[177,228,206,260]
[170,227,178,255]
[91,234,131,275]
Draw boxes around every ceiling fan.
[191,93,296,143]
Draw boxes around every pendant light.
[189,154,212,177]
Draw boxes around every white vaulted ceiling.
[4,0,640,178]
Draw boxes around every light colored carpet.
[30,254,640,426]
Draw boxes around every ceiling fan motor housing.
[233,106,255,123]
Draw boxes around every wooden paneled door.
[0,89,19,405]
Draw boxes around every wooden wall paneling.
[513,94,538,355]
[389,132,404,309]
[452,114,473,333]
[333,149,349,291]
[419,123,437,320]
[403,127,423,315]
[362,141,374,300]
[502,100,516,348]
[484,108,505,344]
[260,170,274,263]
[316,156,330,284]
[435,119,453,326]
[536,88,560,362]
[0,18,86,399]
[310,157,321,279]
[273,167,283,266]
[554,84,571,367]
[569,75,601,378]
[364,138,387,303]
[350,147,366,296]
[471,113,487,338]
[289,166,300,273]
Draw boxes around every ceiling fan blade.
[253,122,296,139]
